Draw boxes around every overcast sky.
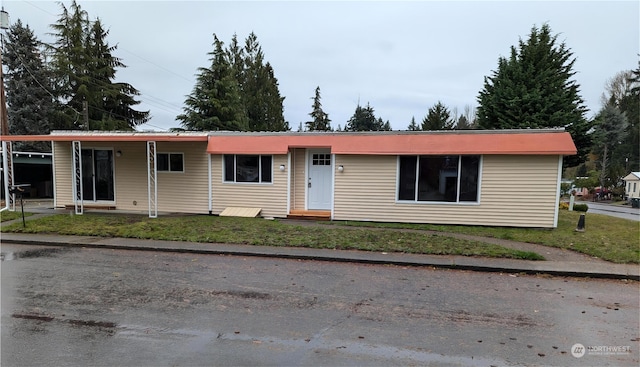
[3,0,639,131]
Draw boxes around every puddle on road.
[1,247,72,261]
[115,323,511,366]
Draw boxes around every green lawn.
[2,210,637,263]
[0,210,33,222]
[328,210,639,264]
[1,213,543,261]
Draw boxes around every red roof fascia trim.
[0,135,208,142]
[206,132,577,155]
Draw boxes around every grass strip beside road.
[1,213,544,261]
[329,210,639,264]
[0,210,33,222]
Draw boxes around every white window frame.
[223,154,273,184]
[157,152,184,173]
[395,155,482,205]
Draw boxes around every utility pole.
[0,8,9,136]
[83,100,89,130]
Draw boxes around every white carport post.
[71,140,83,215]
[147,141,157,218]
[1,141,13,211]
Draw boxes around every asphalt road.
[579,201,640,221]
[2,244,638,366]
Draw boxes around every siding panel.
[211,154,288,218]
[333,155,561,227]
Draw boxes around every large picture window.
[224,154,272,183]
[398,155,480,203]
[157,153,184,172]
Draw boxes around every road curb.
[3,237,638,281]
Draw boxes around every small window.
[224,154,272,183]
[312,153,331,166]
[157,153,184,172]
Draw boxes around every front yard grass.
[2,210,636,263]
[329,210,639,264]
[1,213,543,261]
[0,210,33,222]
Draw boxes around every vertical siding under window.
[290,148,306,211]
[53,142,72,207]
[211,154,288,218]
[333,155,561,228]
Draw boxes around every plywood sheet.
[219,207,262,217]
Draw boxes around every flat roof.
[0,131,209,142]
[0,129,577,155]
[206,130,577,155]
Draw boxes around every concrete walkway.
[1,205,638,281]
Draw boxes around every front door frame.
[306,148,333,210]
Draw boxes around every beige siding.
[155,142,209,213]
[211,154,288,218]
[333,155,561,228]
[53,142,73,207]
[290,148,306,211]
[113,142,148,211]
[53,141,209,214]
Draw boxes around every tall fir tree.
[49,0,148,130]
[421,101,454,130]
[592,105,628,188]
[623,64,640,172]
[476,24,590,167]
[4,20,54,151]
[178,35,247,131]
[306,86,331,131]
[602,66,639,173]
[242,33,287,131]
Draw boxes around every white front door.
[307,149,332,210]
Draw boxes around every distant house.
[1,128,577,228]
[623,172,640,200]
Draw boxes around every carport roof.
[0,131,209,142]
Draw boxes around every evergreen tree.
[49,0,149,130]
[379,118,393,131]
[178,35,247,131]
[421,101,454,130]
[476,24,590,166]
[345,103,385,131]
[242,33,287,131]
[306,86,331,131]
[455,115,471,130]
[592,105,628,188]
[4,20,54,151]
[407,116,420,131]
[623,64,640,172]
[604,65,639,172]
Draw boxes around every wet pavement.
[2,244,638,366]
[581,201,640,221]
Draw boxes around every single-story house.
[1,128,576,228]
[623,172,640,200]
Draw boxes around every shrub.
[559,202,569,210]
[573,203,589,212]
